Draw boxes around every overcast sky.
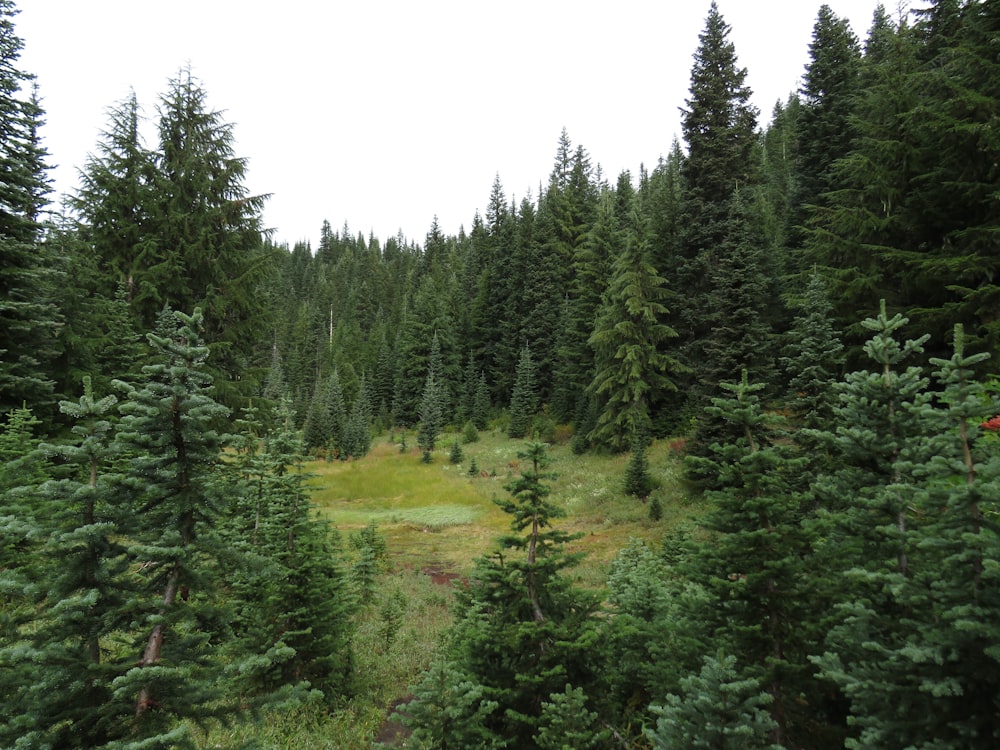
[17,0,892,248]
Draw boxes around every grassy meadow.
[198,427,703,749]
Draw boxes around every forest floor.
[197,427,704,749]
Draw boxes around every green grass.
[196,428,704,748]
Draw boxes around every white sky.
[17,0,890,248]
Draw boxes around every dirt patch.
[421,563,463,586]
[375,695,413,747]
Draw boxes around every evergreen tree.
[508,343,538,439]
[400,657,503,749]
[603,539,711,743]
[684,371,817,746]
[793,4,862,239]
[779,270,845,429]
[536,684,609,750]
[434,443,605,747]
[1,379,131,747]
[552,186,618,423]
[225,405,354,702]
[0,0,58,419]
[74,68,275,413]
[623,424,652,498]
[692,191,779,410]
[815,325,1000,748]
[804,301,933,745]
[472,371,491,430]
[673,0,760,389]
[588,208,682,451]
[449,438,463,465]
[803,9,923,354]
[70,89,157,305]
[417,372,445,462]
[302,374,332,453]
[109,309,237,741]
[647,652,781,750]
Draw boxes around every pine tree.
[684,371,817,746]
[109,308,237,741]
[647,652,781,750]
[435,443,605,747]
[508,344,538,439]
[0,0,58,419]
[1,379,131,747]
[815,324,1000,748]
[588,208,682,451]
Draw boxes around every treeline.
[1,0,996,455]
[260,0,1000,463]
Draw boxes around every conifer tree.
[647,652,781,750]
[684,371,816,746]
[472,371,491,430]
[623,424,652,498]
[674,0,760,374]
[1,379,131,747]
[225,404,354,702]
[815,325,1000,748]
[70,89,157,304]
[603,539,710,738]
[400,657,503,749]
[0,0,58,419]
[551,175,616,424]
[780,270,845,429]
[803,9,923,351]
[588,208,682,451]
[536,683,610,750]
[793,4,862,237]
[302,374,332,453]
[109,308,237,741]
[435,443,605,747]
[508,344,538,439]
[417,371,445,462]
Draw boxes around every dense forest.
[2,0,999,747]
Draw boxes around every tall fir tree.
[673,1,765,416]
[0,0,58,420]
[815,325,1000,748]
[684,371,822,746]
[588,208,682,451]
[792,4,862,247]
[508,343,538,439]
[109,309,238,742]
[225,404,354,703]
